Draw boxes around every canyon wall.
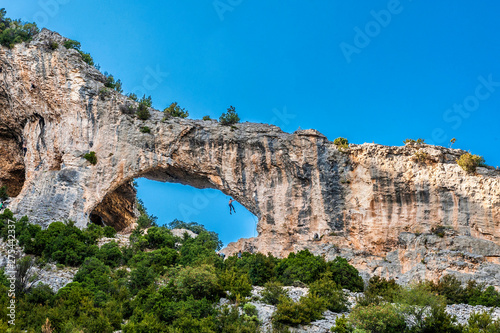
[1,29,499,286]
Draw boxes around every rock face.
[1,29,499,286]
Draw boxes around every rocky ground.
[237,287,500,333]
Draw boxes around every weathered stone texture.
[1,29,499,286]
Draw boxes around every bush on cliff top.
[0,8,39,49]
[457,152,485,173]
[219,106,240,125]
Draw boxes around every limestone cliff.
[1,29,499,286]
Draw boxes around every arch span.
[2,29,499,258]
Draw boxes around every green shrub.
[74,257,112,291]
[63,39,81,50]
[395,283,446,331]
[429,275,466,304]
[99,87,112,99]
[273,293,327,326]
[457,153,486,173]
[164,102,189,118]
[309,274,349,312]
[0,9,39,48]
[104,73,123,93]
[219,268,252,301]
[413,149,431,163]
[140,126,151,133]
[404,138,425,145]
[261,281,288,305]
[203,115,212,121]
[421,305,461,333]
[47,40,58,50]
[0,185,8,200]
[349,303,407,333]
[275,249,327,285]
[136,104,151,120]
[173,264,222,301]
[97,242,123,268]
[330,314,355,333]
[243,303,258,317]
[327,257,364,292]
[103,225,116,238]
[464,311,500,333]
[63,39,94,65]
[364,276,401,303]
[83,151,97,165]
[223,252,278,286]
[219,106,240,125]
[333,137,349,151]
[215,305,260,333]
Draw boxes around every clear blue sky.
[4,1,500,245]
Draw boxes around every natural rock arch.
[1,30,499,265]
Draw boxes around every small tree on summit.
[219,106,240,125]
[164,102,189,118]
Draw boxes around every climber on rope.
[228,198,236,215]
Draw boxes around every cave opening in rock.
[134,178,258,246]
[89,167,258,247]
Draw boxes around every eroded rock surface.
[1,29,499,286]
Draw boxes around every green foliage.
[219,268,252,301]
[63,39,94,65]
[334,137,349,151]
[420,305,461,333]
[0,9,39,48]
[223,252,278,286]
[47,40,58,50]
[0,215,109,267]
[164,102,189,118]
[457,153,486,173]
[74,257,112,292]
[0,185,8,200]
[135,199,158,229]
[309,274,349,312]
[327,256,364,292]
[136,103,151,120]
[395,283,446,331]
[463,311,500,333]
[214,305,260,333]
[203,115,212,121]
[428,275,500,306]
[103,225,116,238]
[140,126,151,133]
[275,249,327,285]
[63,39,81,50]
[103,73,123,93]
[273,293,327,326]
[431,225,448,238]
[260,281,288,305]
[96,242,123,268]
[135,95,153,120]
[330,314,355,333]
[404,138,425,145]
[349,303,407,333]
[363,276,401,303]
[172,265,222,301]
[83,151,97,165]
[219,105,240,125]
[413,149,431,163]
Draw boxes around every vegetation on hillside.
[219,106,240,125]
[0,9,38,49]
[1,204,499,332]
